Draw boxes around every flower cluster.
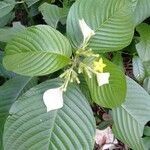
[42,19,110,112]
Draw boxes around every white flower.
[96,72,110,86]
[43,87,63,112]
[79,19,95,45]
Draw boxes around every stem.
[60,55,80,91]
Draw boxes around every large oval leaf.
[3,25,72,76]
[67,0,134,52]
[112,77,150,150]
[84,57,126,108]
[3,79,96,150]
[0,76,37,149]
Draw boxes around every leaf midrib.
[48,110,58,150]
[5,51,70,59]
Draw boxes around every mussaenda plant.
[0,0,150,150]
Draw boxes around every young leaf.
[112,77,150,150]
[0,76,37,149]
[0,0,15,18]
[3,79,96,150]
[3,25,72,76]
[39,3,64,28]
[132,56,145,82]
[84,57,126,108]
[67,0,134,52]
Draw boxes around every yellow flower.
[93,58,106,73]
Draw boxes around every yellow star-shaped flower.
[93,58,106,73]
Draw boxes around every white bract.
[96,72,110,86]
[79,19,95,46]
[43,87,63,112]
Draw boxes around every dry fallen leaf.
[95,127,118,150]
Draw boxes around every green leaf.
[39,3,64,28]
[67,0,134,52]
[0,76,37,149]
[136,23,150,75]
[3,25,72,76]
[79,74,92,104]
[112,52,124,71]
[25,0,40,7]
[143,77,150,94]
[144,126,150,137]
[143,61,150,76]
[133,0,150,26]
[0,51,15,78]
[84,57,126,108]
[129,0,138,11]
[143,137,150,149]
[29,2,40,17]
[0,0,15,18]
[136,23,150,62]
[0,12,15,28]
[112,77,150,150]
[3,79,96,150]
[98,120,113,130]
[132,56,145,82]
[0,22,25,43]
